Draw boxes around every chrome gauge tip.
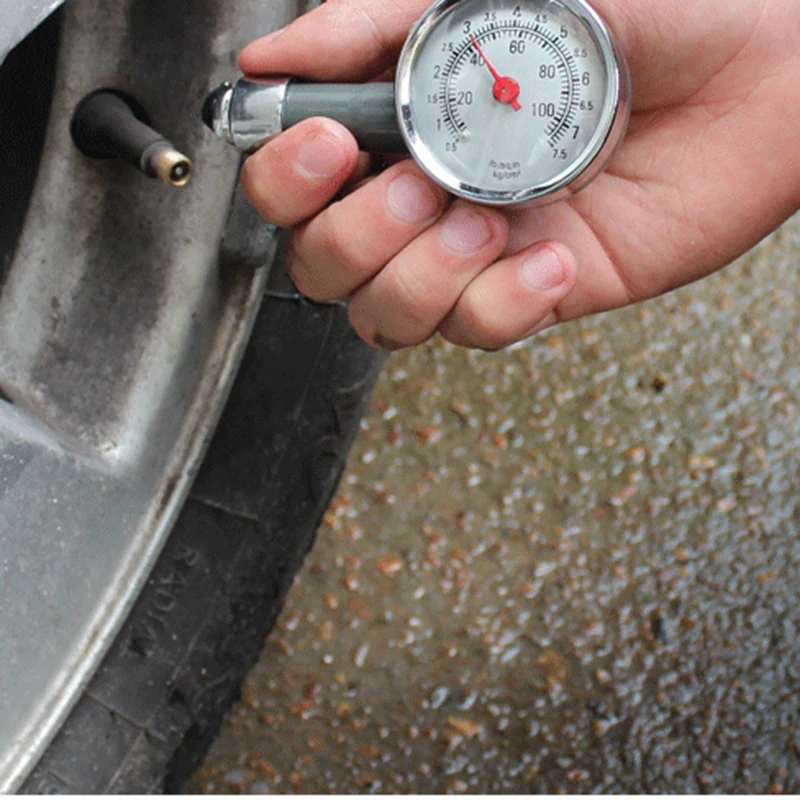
[202,81,232,137]
[202,78,291,153]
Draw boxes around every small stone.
[280,608,302,629]
[412,425,442,444]
[376,555,404,576]
[347,596,375,621]
[306,733,324,752]
[538,650,569,691]
[593,719,612,736]
[441,727,463,747]
[335,701,352,717]
[454,567,472,590]
[322,509,340,530]
[289,699,314,719]
[324,593,339,610]
[421,524,441,541]
[609,485,637,506]
[354,643,369,668]
[688,454,717,471]
[343,573,360,591]
[358,773,378,789]
[246,756,278,780]
[344,554,362,570]
[240,681,259,709]
[223,769,249,786]
[347,524,364,541]
[360,743,382,760]
[303,682,321,699]
[651,373,669,393]
[626,445,648,463]
[271,638,292,656]
[449,401,473,424]
[372,485,395,504]
[566,769,590,782]
[650,615,667,643]
[430,686,449,709]
[447,717,481,738]
[579,329,600,344]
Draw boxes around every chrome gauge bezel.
[395,0,631,207]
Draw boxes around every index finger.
[239,0,429,81]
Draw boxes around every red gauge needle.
[469,34,522,111]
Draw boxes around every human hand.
[239,0,800,351]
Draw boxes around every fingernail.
[440,205,493,254]
[258,28,284,46]
[519,246,567,291]
[387,173,441,224]
[296,132,349,179]
[240,28,283,61]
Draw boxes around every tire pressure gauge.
[204,0,630,207]
[397,0,630,205]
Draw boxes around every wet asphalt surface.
[189,214,800,793]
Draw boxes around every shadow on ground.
[189,215,800,793]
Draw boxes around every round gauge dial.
[395,0,630,206]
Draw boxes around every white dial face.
[399,0,621,204]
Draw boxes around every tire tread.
[22,263,384,794]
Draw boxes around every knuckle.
[288,264,314,298]
[285,243,321,300]
[346,303,374,346]
[324,207,353,261]
[284,249,309,294]
[454,294,511,351]
[240,158,294,228]
[289,261,325,302]
[390,270,439,334]
[324,205,375,278]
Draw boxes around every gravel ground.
[189,214,800,794]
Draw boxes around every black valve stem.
[70,89,192,187]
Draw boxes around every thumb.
[239,0,429,82]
